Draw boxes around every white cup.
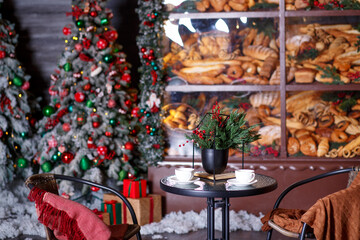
[235,169,255,183]
[175,167,194,182]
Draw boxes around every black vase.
[201,148,229,174]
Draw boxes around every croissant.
[287,137,300,155]
[317,137,329,157]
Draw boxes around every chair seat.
[109,224,140,240]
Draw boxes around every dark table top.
[160,173,277,198]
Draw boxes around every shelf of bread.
[165,83,280,92]
[285,10,360,17]
[286,91,360,159]
[168,11,279,19]
[162,91,281,157]
[285,20,360,85]
[286,83,360,91]
[163,18,280,86]
[163,0,360,13]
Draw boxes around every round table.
[160,173,277,240]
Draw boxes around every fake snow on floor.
[140,209,264,236]
[0,182,263,239]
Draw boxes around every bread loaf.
[243,45,278,60]
[182,59,242,67]
[294,68,316,83]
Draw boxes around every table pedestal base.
[207,197,230,240]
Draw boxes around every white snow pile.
[141,208,264,235]
[0,181,45,239]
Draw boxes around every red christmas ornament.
[21,81,30,90]
[107,99,116,108]
[107,30,118,41]
[141,47,146,53]
[91,186,100,192]
[90,11,98,17]
[55,103,61,109]
[124,142,134,151]
[87,137,96,149]
[131,107,140,117]
[97,146,108,156]
[122,73,131,83]
[92,121,100,128]
[0,129,3,138]
[0,51,6,59]
[105,131,112,137]
[75,43,83,52]
[82,38,91,49]
[74,92,85,102]
[61,152,74,164]
[125,100,132,107]
[96,39,108,50]
[83,83,91,91]
[123,154,129,162]
[62,123,71,132]
[153,144,160,149]
[62,27,71,35]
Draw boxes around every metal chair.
[25,173,141,240]
[266,166,360,240]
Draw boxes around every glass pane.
[163,0,279,13]
[286,91,360,158]
[163,91,281,157]
[163,17,279,85]
[285,16,360,85]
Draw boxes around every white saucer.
[169,176,200,184]
[227,178,258,186]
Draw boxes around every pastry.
[335,50,360,65]
[339,135,360,156]
[182,59,242,67]
[209,0,227,11]
[243,45,278,60]
[286,35,312,53]
[317,137,329,157]
[345,124,360,135]
[242,75,269,85]
[260,57,278,78]
[227,65,244,78]
[298,135,317,156]
[242,62,257,75]
[228,0,248,11]
[294,68,317,83]
[256,125,281,146]
[250,91,280,107]
[287,137,300,155]
[330,130,348,143]
[269,66,280,85]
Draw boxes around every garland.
[135,0,166,166]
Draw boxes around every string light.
[73,36,78,40]
[65,40,68,43]
[18,94,22,97]
[105,112,108,115]
[18,66,22,69]
[74,135,77,139]
[93,108,97,112]
[9,81,12,85]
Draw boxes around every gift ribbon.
[128,178,143,198]
[104,200,118,225]
[122,201,127,224]
[149,196,154,223]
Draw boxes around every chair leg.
[299,222,307,240]
[266,229,273,240]
[136,232,142,240]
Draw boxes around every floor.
[15,230,293,240]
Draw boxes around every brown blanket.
[301,172,360,240]
[261,208,306,233]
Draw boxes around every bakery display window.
[163,17,279,86]
[163,0,279,13]
[286,91,360,158]
[285,16,360,85]
[162,91,281,157]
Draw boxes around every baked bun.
[286,35,313,52]
[243,45,278,60]
[294,68,316,83]
[287,137,300,155]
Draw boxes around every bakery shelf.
[285,9,360,17]
[165,84,280,92]
[168,11,279,20]
[286,83,360,91]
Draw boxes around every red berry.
[0,51,6,59]
[63,27,71,35]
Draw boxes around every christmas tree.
[36,0,139,191]
[0,8,39,187]
[135,0,166,166]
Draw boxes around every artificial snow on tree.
[0,6,39,188]
[36,0,139,192]
[135,0,166,166]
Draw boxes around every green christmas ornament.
[51,153,60,161]
[43,105,55,117]
[118,169,128,181]
[20,132,28,138]
[13,76,23,86]
[103,54,114,63]
[86,100,94,108]
[76,20,85,28]
[63,62,72,72]
[100,18,109,25]
[80,156,91,170]
[17,158,27,168]
[109,118,116,126]
[41,161,52,172]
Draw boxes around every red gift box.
[123,179,147,198]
